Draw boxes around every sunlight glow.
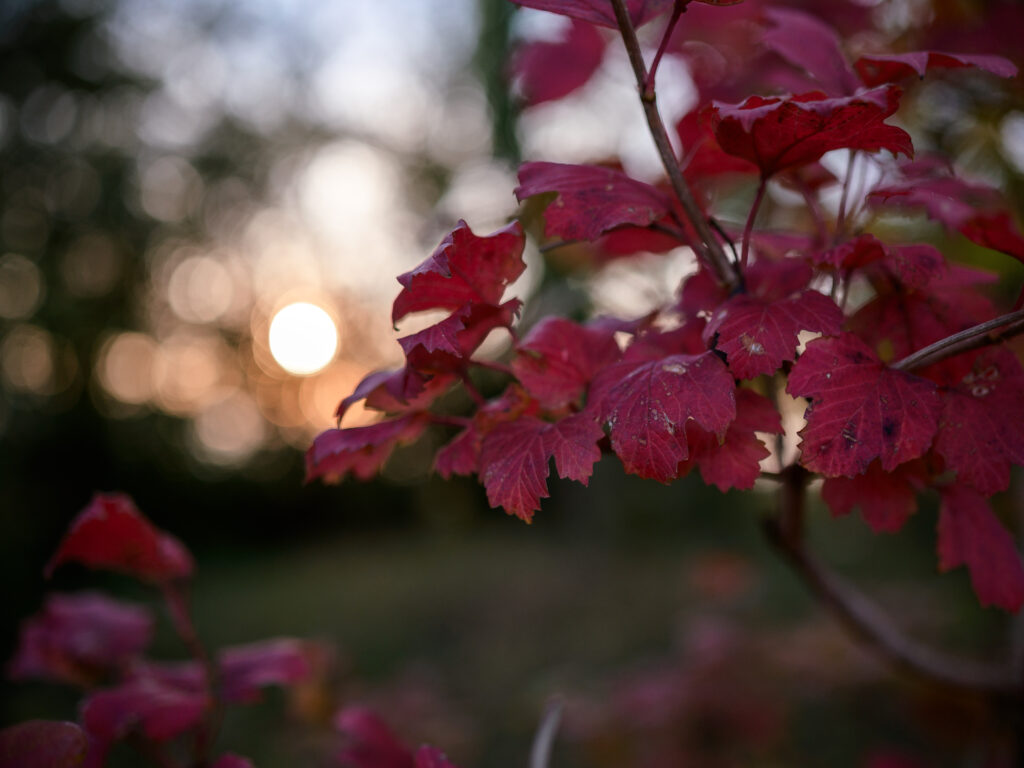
[268,302,338,375]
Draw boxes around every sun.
[268,302,339,376]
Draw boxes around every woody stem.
[608,0,739,290]
[891,307,1024,372]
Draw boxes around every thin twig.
[741,177,767,270]
[608,0,739,291]
[891,307,1024,372]
[764,466,1019,695]
[707,217,739,265]
[529,698,565,768]
[643,2,684,99]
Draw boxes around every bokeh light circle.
[268,302,338,375]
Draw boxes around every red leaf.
[218,638,316,704]
[708,86,912,178]
[398,301,521,374]
[679,389,781,492]
[760,8,859,95]
[855,51,1017,88]
[0,721,87,768]
[478,413,604,521]
[934,348,1024,496]
[937,485,1024,612]
[821,460,926,533]
[508,0,674,29]
[869,175,1024,265]
[787,334,941,477]
[335,707,414,768]
[511,317,621,409]
[306,414,431,484]
[81,679,208,752]
[592,351,736,482]
[512,20,605,106]
[676,112,757,182]
[337,368,455,422]
[515,162,673,242]
[8,592,153,686]
[415,746,459,768]
[434,427,480,479]
[46,494,193,584]
[705,287,842,379]
[392,221,525,324]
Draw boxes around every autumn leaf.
[0,721,87,768]
[759,7,859,95]
[392,221,525,323]
[46,494,193,584]
[515,162,673,242]
[937,484,1024,612]
[512,19,605,106]
[934,347,1024,496]
[508,0,673,29]
[788,334,941,477]
[855,51,1017,88]
[708,86,912,178]
[336,368,455,422]
[306,414,431,484]
[820,459,926,533]
[398,301,521,373]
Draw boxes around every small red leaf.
[46,494,193,584]
[392,221,525,324]
[705,289,842,379]
[0,721,87,768]
[676,112,757,182]
[511,317,621,409]
[760,8,859,95]
[337,368,455,422]
[515,162,673,242]
[788,334,941,477]
[479,413,604,521]
[937,485,1024,612]
[821,460,925,533]
[708,86,912,177]
[512,20,605,106]
[508,0,674,30]
[398,301,521,373]
[869,174,1024,265]
[306,413,430,484]
[934,348,1024,496]
[855,51,1017,88]
[335,707,414,768]
[593,351,736,482]
[218,638,316,704]
[81,679,208,750]
[8,593,153,686]
[679,389,781,492]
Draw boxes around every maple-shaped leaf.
[515,162,673,242]
[869,176,1024,265]
[434,385,539,480]
[708,86,912,178]
[512,19,605,106]
[511,317,621,409]
[508,0,673,29]
[478,412,605,521]
[392,221,525,324]
[678,388,781,492]
[760,8,859,95]
[80,679,208,762]
[8,592,153,687]
[306,413,430,484]
[676,112,757,183]
[821,459,926,533]
[855,51,1017,88]
[704,259,842,379]
[337,368,455,422]
[934,348,1024,496]
[335,707,414,768]
[937,484,1024,612]
[787,334,941,477]
[592,351,736,482]
[46,494,193,584]
[398,301,521,374]
[218,638,317,704]
[812,235,943,289]
[0,720,87,768]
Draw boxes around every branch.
[740,177,767,270]
[891,307,1024,372]
[764,466,1019,696]
[608,0,739,290]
